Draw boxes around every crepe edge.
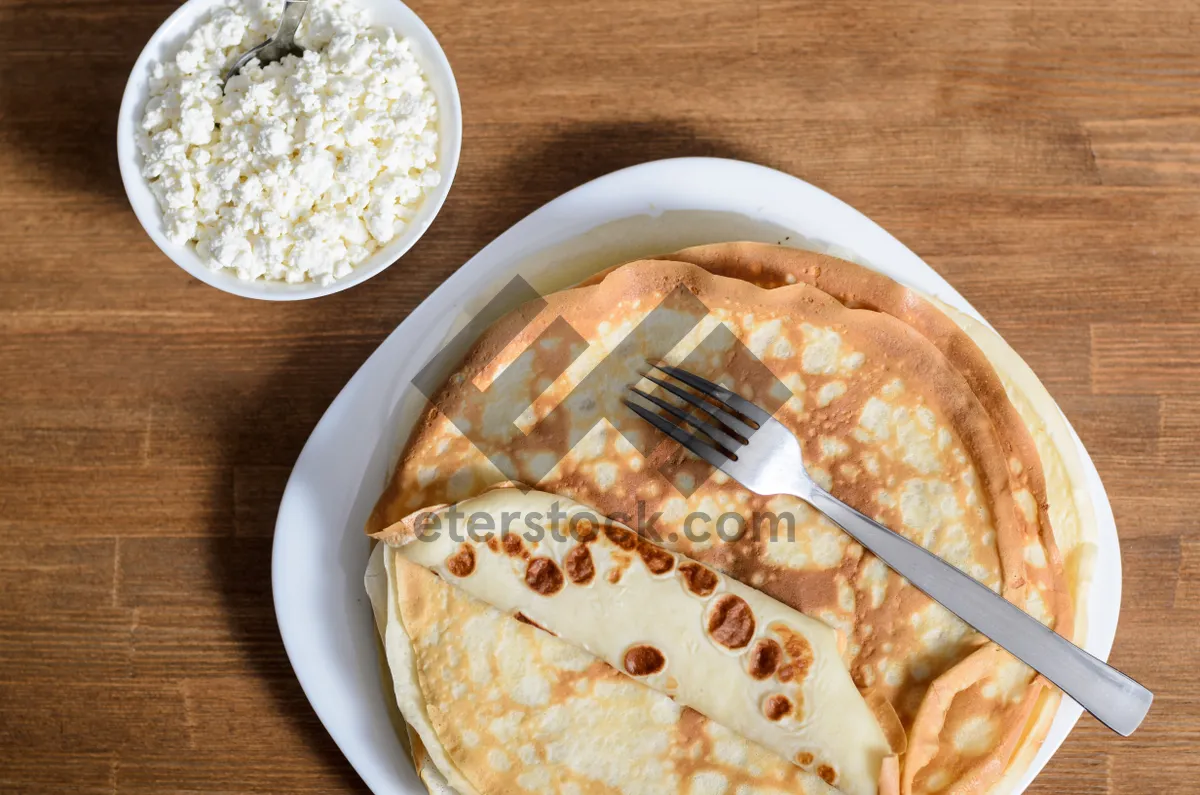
[365,543,476,795]
[928,296,1097,646]
[929,298,1095,795]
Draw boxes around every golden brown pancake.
[381,487,895,795]
[369,243,1092,794]
[366,541,845,795]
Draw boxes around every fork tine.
[623,398,731,471]
[641,373,756,440]
[629,386,743,453]
[650,363,773,426]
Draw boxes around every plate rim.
[273,155,1121,794]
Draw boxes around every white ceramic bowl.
[117,0,462,301]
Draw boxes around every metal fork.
[625,363,1152,736]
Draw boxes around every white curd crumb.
[137,0,440,286]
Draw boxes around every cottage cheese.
[138,0,440,284]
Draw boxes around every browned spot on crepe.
[604,524,637,551]
[570,517,599,543]
[623,644,666,676]
[444,543,475,577]
[773,625,814,683]
[679,561,719,597]
[749,638,783,680]
[707,594,755,650]
[525,557,564,595]
[636,538,675,575]
[502,533,529,559]
[764,694,793,721]
[564,545,595,585]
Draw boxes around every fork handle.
[807,487,1152,736]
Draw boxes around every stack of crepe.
[364,243,1097,795]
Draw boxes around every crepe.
[642,244,1096,794]
[366,540,854,795]
[381,487,896,795]
[368,243,1095,794]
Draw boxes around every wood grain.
[0,0,1196,792]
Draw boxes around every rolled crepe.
[383,487,893,795]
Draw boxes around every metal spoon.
[223,0,309,88]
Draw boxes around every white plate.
[117,0,462,301]
[273,156,1121,794]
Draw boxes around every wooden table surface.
[2,0,1198,792]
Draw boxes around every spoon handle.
[274,0,310,50]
